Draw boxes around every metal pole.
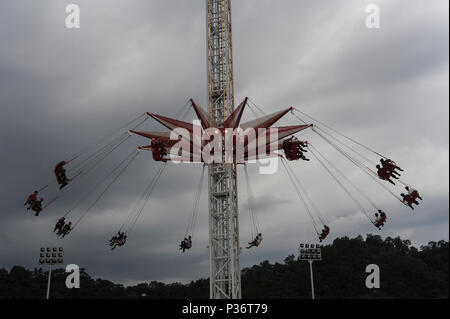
[207,0,240,299]
[46,264,52,300]
[308,260,315,299]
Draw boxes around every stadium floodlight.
[298,243,322,299]
[39,247,64,299]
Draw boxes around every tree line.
[0,235,447,299]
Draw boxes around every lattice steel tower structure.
[206,0,241,299]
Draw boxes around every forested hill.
[0,235,448,299]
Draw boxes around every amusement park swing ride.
[23,0,422,299]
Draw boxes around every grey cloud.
[0,0,448,286]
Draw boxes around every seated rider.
[32,198,44,216]
[376,165,397,185]
[319,225,330,242]
[60,169,69,189]
[58,222,72,238]
[401,186,422,210]
[150,138,169,162]
[186,236,192,249]
[406,186,422,201]
[161,141,168,156]
[110,231,126,249]
[401,193,416,210]
[24,191,39,210]
[374,212,381,228]
[109,234,118,244]
[374,210,387,229]
[117,232,126,245]
[54,217,66,233]
[380,210,387,223]
[179,236,192,253]
[246,233,262,249]
[380,158,403,177]
[179,239,186,252]
[55,161,70,189]
[283,137,309,161]
[120,234,127,246]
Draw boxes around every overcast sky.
[0,0,448,287]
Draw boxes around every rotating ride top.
[24,97,422,249]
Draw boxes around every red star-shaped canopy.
[131,98,312,163]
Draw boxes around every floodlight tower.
[206,0,241,299]
[39,247,64,299]
[299,243,322,299]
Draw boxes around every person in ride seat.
[185,236,192,249]
[283,137,309,161]
[254,233,262,245]
[179,236,192,253]
[109,233,118,245]
[24,191,39,210]
[150,138,168,162]
[246,233,262,249]
[109,231,125,249]
[246,237,258,249]
[54,217,65,233]
[161,141,168,156]
[117,232,126,245]
[60,169,69,189]
[58,222,72,238]
[152,138,162,150]
[383,165,399,180]
[109,237,118,249]
[379,210,387,224]
[400,193,417,210]
[282,138,291,150]
[376,165,396,185]
[179,239,186,252]
[319,225,330,242]
[405,186,422,201]
[401,186,422,210]
[120,234,127,246]
[374,210,387,229]
[32,198,44,216]
[55,161,70,189]
[374,212,381,228]
[380,159,403,177]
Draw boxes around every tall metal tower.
[133,0,311,300]
[206,0,241,299]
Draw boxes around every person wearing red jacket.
[55,161,70,189]
[319,225,330,242]
[24,190,39,210]
[376,165,397,185]
[374,210,387,229]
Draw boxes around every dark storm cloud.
[0,0,448,286]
